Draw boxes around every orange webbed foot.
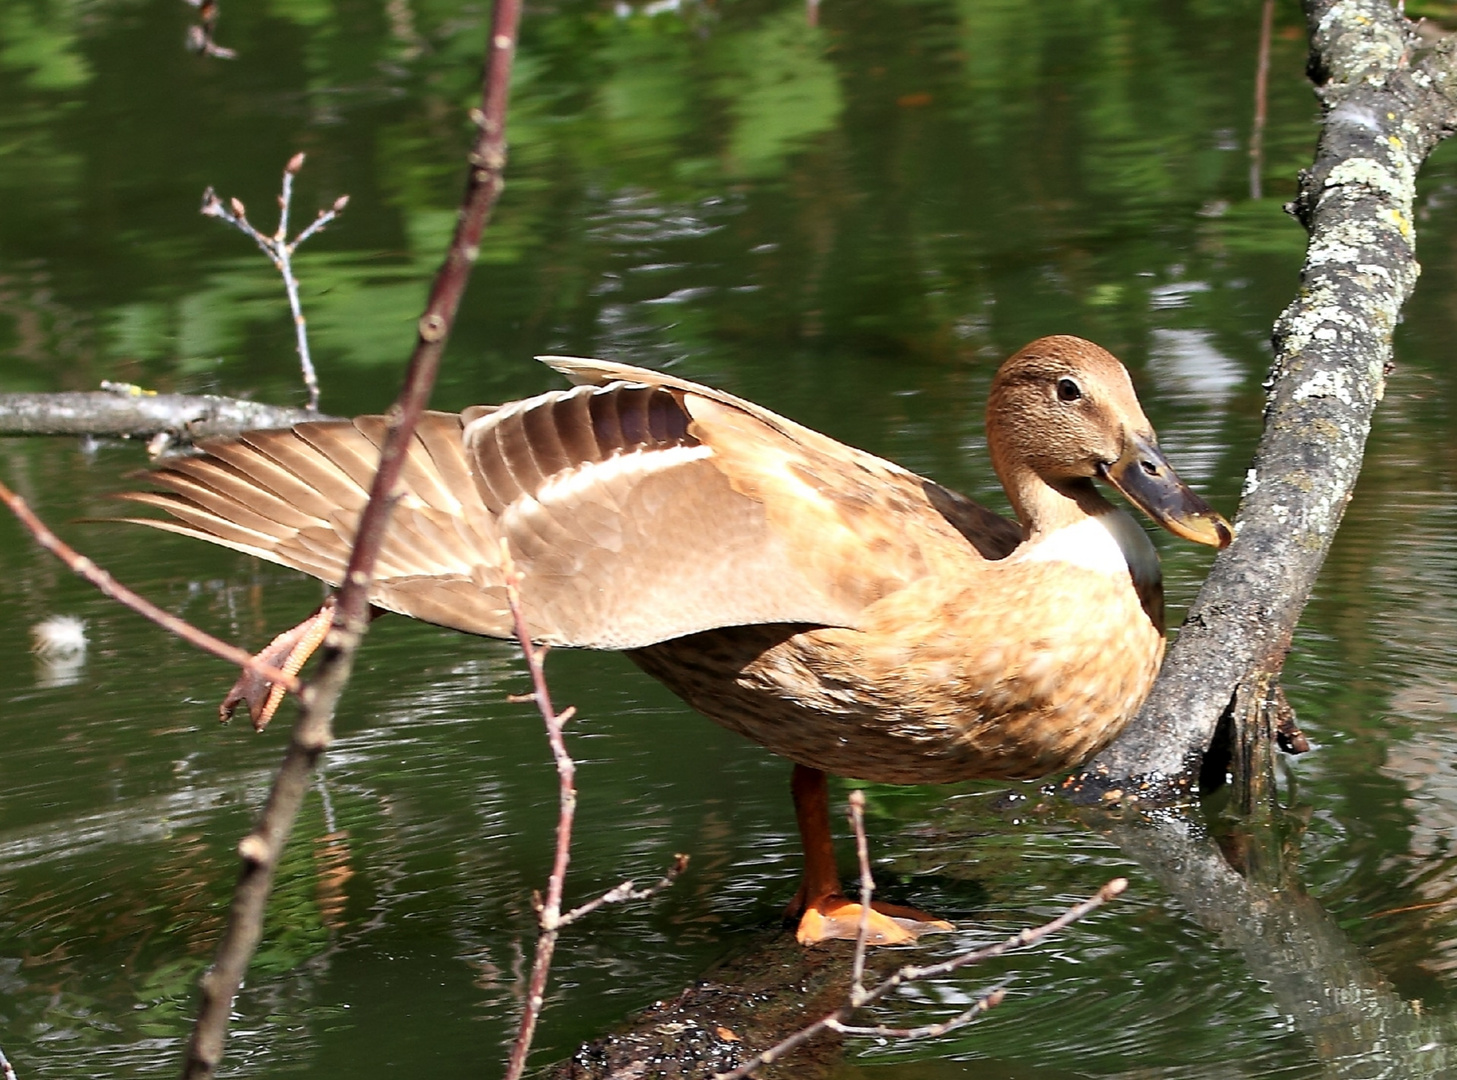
[794,894,954,946]
[221,600,337,731]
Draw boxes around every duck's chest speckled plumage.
[630,516,1166,785]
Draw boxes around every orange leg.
[789,763,953,946]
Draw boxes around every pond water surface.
[4,0,1457,1077]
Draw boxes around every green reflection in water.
[4,0,1457,1076]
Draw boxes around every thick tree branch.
[1065,0,1457,804]
[0,391,327,443]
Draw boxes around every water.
[4,0,1457,1075]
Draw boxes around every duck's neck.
[1002,472,1113,542]
[1001,468,1165,629]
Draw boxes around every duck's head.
[987,335,1232,549]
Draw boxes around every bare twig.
[712,815,1127,1080]
[499,546,686,1077]
[560,853,690,927]
[874,877,1125,986]
[847,789,873,1005]
[0,1041,17,1080]
[1250,0,1275,199]
[184,0,236,59]
[0,477,301,695]
[201,154,349,411]
[502,550,578,1080]
[824,988,1006,1038]
[180,0,523,1074]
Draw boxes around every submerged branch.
[1103,809,1457,1078]
[711,876,1124,1080]
[560,788,1123,1080]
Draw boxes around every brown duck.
[118,335,1230,945]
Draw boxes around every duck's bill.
[1099,433,1233,549]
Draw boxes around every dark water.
[4,0,1457,1075]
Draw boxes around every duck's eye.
[1056,378,1083,402]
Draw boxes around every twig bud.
[332,194,350,212]
[230,196,247,218]
[286,152,306,175]
[238,834,269,865]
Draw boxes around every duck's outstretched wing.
[115,362,1019,648]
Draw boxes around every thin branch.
[847,789,872,1005]
[498,545,686,1077]
[825,988,1006,1039]
[183,0,236,58]
[878,877,1126,988]
[1250,0,1275,199]
[0,477,301,695]
[0,1041,17,1080]
[201,153,349,412]
[559,853,690,928]
[712,864,1127,1080]
[502,546,577,1080]
[180,0,523,1073]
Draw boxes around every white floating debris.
[31,614,89,659]
[32,615,89,689]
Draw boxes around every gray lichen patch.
[1324,155,1414,203]
[1291,368,1356,406]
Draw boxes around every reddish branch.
[502,554,579,1080]
[180,0,524,1075]
[0,478,301,695]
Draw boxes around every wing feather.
[116,365,1015,649]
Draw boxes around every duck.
[117,335,1231,946]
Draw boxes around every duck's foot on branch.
[794,893,954,946]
